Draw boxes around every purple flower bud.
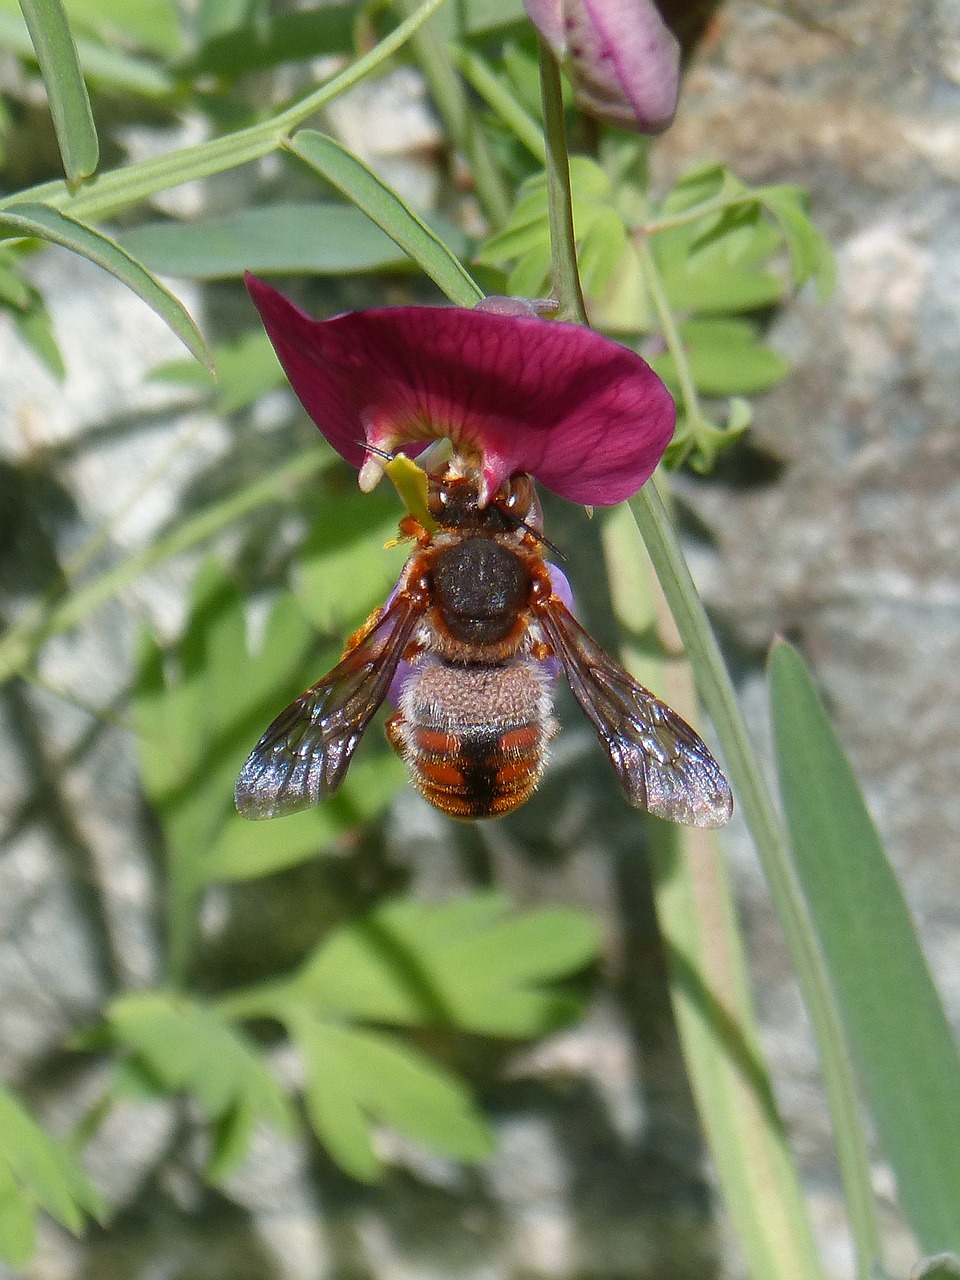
[524,0,680,134]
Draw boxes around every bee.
[235,469,733,826]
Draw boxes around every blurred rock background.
[1,0,958,1277]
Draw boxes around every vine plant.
[0,1,958,1278]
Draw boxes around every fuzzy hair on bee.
[236,468,732,826]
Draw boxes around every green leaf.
[759,186,836,301]
[0,205,212,370]
[54,0,181,56]
[0,247,31,307]
[579,206,627,297]
[200,751,407,883]
[177,4,355,76]
[506,239,552,297]
[0,1164,35,1267]
[652,216,785,315]
[601,506,825,1280]
[293,482,408,633]
[0,9,176,96]
[118,201,470,281]
[194,0,263,46]
[659,160,739,216]
[107,990,294,1177]
[648,317,791,398]
[591,239,653,334]
[150,330,286,416]
[11,290,66,379]
[0,1085,103,1262]
[664,397,754,475]
[477,214,548,266]
[135,565,316,846]
[17,0,98,184]
[249,892,599,1037]
[771,640,960,1254]
[134,555,407,894]
[479,156,631,306]
[287,132,483,307]
[686,203,763,272]
[291,1019,493,1181]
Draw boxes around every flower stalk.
[629,481,882,1279]
[534,33,880,1278]
[537,39,588,324]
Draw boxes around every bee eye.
[428,484,450,517]
[503,474,533,516]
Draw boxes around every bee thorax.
[431,537,529,645]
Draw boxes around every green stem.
[536,30,851,1267]
[629,478,882,1279]
[0,0,454,223]
[536,39,586,324]
[641,191,749,236]
[452,45,546,165]
[636,235,707,431]
[602,503,825,1280]
[0,449,332,687]
[394,0,510,227]
[535,34,876,1269]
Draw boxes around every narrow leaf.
[771,640,960,1253]
[0,204,212,370]
[55,0,182,56]
[601,506,825,1280]
[119,202,469,280]
[286,131,484,307]
[17,0,98,183]
[0,9,175,97]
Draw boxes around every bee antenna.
[520,520,566,561]
[354,440,395,462]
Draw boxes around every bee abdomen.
[387,659,556,820]
[412,722,544,819]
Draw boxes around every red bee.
[236,469,732,825]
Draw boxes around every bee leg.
[385,711,408,760]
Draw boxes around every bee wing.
[235,596,422,819]
[536,599,733,827]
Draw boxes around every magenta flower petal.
[524,0,680,134]
[247,275,675,507]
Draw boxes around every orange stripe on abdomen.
[409,724,545,820]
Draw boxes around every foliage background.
[1,0,959,1277]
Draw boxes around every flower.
[524,0,680,134]
[246,274,675,506]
